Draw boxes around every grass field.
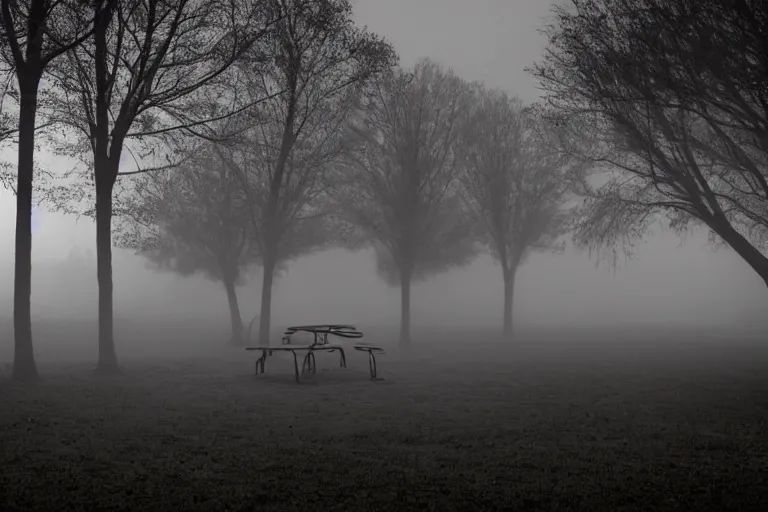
[1,324,767,511]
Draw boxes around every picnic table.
[245,324,384,383]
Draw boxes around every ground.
[1,323,767,511]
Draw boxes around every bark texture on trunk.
[95,173,119,373]
[399,268,412,347]
[257,256,276,347]
[12,85,40,382]
[224,276,244,346]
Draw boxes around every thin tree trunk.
[255,98,293,349]
[399,267,412,347]
[252,62,296,348]
[224,276,244,346]
[502,265,518,339]
[12,82,40,382]
[95,171,119,373]
[258,254,277,347]
[708,217,768,287]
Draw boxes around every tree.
[333,59,478,346]
[117,143,257,346]
[0,0,93,381]
[531,0,768,285]
[216,0,396,346]
[0,60,18,189]
[43,0,279,372]
[457,90,577,338]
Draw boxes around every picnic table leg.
[338,347,347,368]
[254,349,267,375]
[368,350,377,379]
[302,351,316,374]
[291,351,301,383]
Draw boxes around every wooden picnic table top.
[284,324,364,341]
[285,324,358,333]
[245,344,344,351]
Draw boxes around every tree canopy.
[531,0,768,283]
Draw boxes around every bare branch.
[331,59,478,286]
[530,0,768,281]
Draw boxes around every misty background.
[0,0,764,339]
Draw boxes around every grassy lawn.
[1,328,767,511]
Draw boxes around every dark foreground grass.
[1,335,767,511]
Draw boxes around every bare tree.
[531,0,768,284]
[216,0,395,346]
[42,0,279,371]
[333,60,478,346]
[0,61,19,189]
[117,143,257,346]
[0,0,92,381]
[457,90,576,338]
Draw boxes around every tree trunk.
[399,268,412,347]
[258,254,277,347]
[502,264,518,339]
[224,276,244,346]
[11,81,40,382]
[95,170,119,373]
[708,217,768,287]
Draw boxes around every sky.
[0,0,765,336]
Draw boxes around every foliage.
[457,90,577,273]
[530,0,768,273]
[333,59,479,286]
[369,194,477,286]
[117,143,257,286]
[0,0,93,69]
[40,0,280,215]
[218,0,397,264]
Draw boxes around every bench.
[353,344,385,380]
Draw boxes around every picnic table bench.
[245,324,384,383]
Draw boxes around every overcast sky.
[0,0,765,334]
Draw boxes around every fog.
[3,2,766,509]
[1,184,765,336]
[1,0,767,349]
